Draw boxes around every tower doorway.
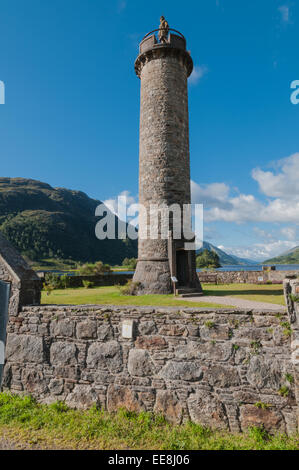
[176,250,189,286]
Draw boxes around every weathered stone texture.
[2,304,298,434]
[198,269,299,285]
[0,233,41,318]
[133,37,200,294]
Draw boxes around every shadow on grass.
[203,289,284,297]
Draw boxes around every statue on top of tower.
[158,16,169,43]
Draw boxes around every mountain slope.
[0,177,137,264]
[264,246,299,264]
[197,241,256,266]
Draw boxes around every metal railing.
[141,28,185,42]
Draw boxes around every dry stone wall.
[198,270,298,284]
[2,304,298,434]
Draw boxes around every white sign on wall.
[122,320,135,339]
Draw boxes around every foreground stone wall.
[198,270,298,285]
[284,278,299,423]
[2,304,298,434]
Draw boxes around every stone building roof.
[0,233,39,282]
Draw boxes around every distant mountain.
[0,177,137,264]
[0,177,260,268]
[264,246,299,265]
[197,241,257,266]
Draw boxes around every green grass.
[202,283,286,306]
[0,393,298,450]
[31,258,78,273]
[41,285,225,308]
[41,283,286,308]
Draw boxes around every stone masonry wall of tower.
[138,56,191,259]
[133,30,202,295]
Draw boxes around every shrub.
[83,280,94,289]
[122,258,137,269]
[44,273,64,289]
[119,280,141,295]
[60,274,72,288]
[77,261,111,276]
[278,386,289,397]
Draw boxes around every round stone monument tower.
[133,20,202,295]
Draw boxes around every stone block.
[87,340,122,372]
[128,349,155,376]
[159,361,203,382]
[135,335,167,350]
[50,320,75,337]
[240,404,285,433]
[50,342,77,365]
[206,365,241,388]
[187,391,229,430]
[154,390,183,424]
[107,384,144,413]
[6,334,44,363]
[76,321,97,339]
[138,321,157,335]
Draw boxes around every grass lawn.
[0,393,298,450]
[41,284,286,308]
[41,286,226,308]
[202,283,285,306]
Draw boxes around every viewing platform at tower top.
[139,28,187,55]
[135,26,193,78]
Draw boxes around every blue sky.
[0,0,299,260]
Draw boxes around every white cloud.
[281,227,296,240]
[222,239,297,261]
[189,65,208,85]
[253,227,275,241]
[192,153,299,223]
[103,190,138,222]
[278,5,290,23]
[252,153,299,198]
[104,154,299,260]
[191,181,231,209]
[117,0,127,14]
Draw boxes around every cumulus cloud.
[189,65,208,85]
[103,190,138,223]
[278,5,290,23]
[191,153,299,223]
[252,153,299,198]
[191,181,231,209]
[281,227,296,240]
[221,240,297,261]
[103,154,299,259]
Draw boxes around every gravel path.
[183,295,286,311]
[0,437,21,450]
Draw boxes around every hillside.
[0,177,137,265]
[264,246,299,265]
[197,241,256,266]
[0,177,259,268]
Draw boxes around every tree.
[122,257,137,269]
[77,261,111,276]
[196,249,221,269]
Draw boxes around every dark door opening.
[176,250,189,286]
[0,281,10,387]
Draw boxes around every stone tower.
[133,21,202,295]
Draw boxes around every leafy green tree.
[77,261,111,276]
[196,249,221,269]
[122,257,137,269]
